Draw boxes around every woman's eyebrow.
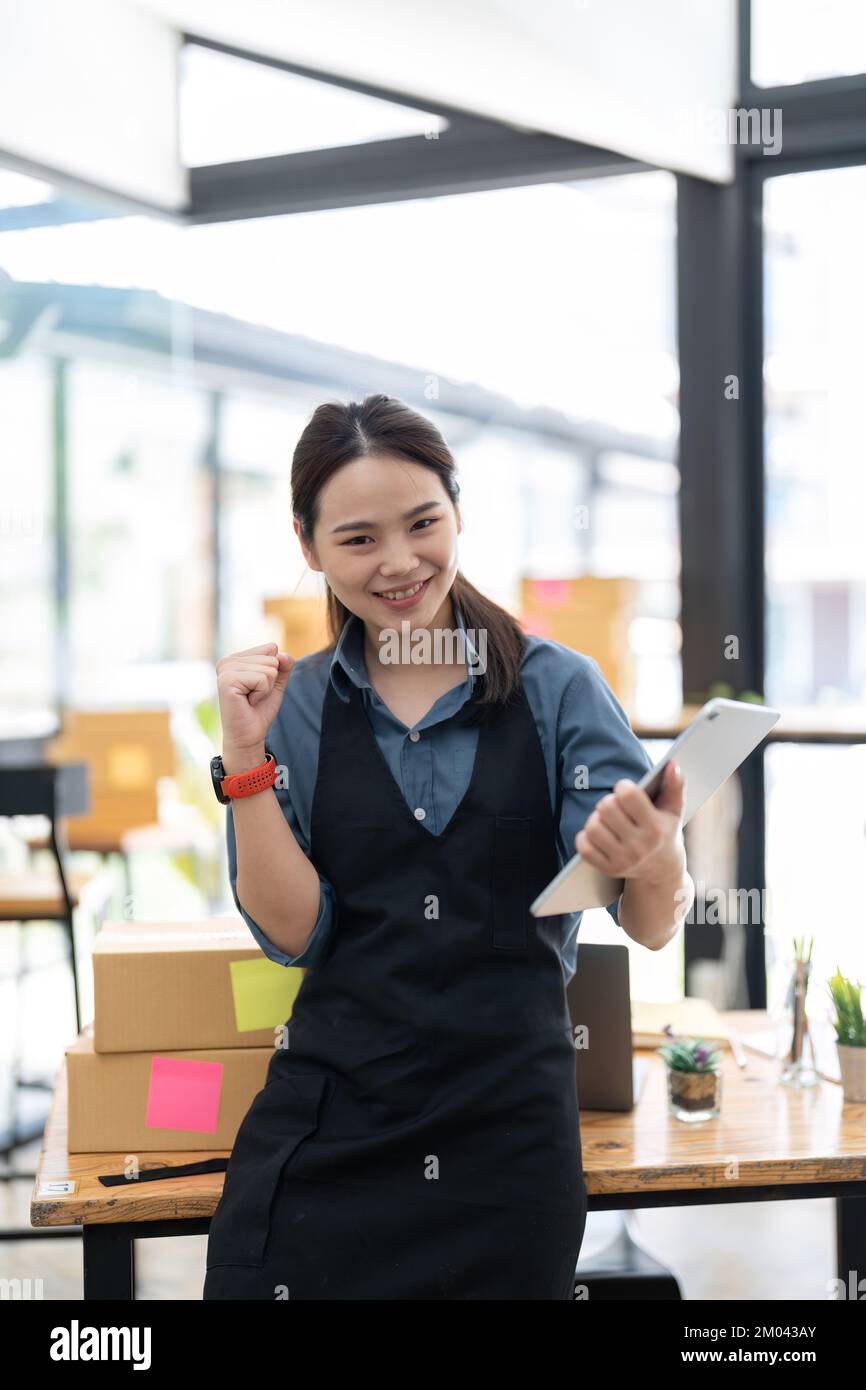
[330,501,443,535]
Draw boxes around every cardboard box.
[92,918,304,1054]
[65,1028,273,1153]
[45,708,174,842]
[520,576,639,714]
[263,595,330,660]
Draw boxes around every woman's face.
[295,452,462,635]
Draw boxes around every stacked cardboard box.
[520,576,639,715]
[65,919,304,1152]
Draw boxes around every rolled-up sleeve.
[225,771,337,969]
[558,656,655,923]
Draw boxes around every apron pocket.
[206,1073,332,1270]
[492,816,530,949]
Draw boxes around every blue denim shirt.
[226,602,654,986]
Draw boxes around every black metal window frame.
[179,31,652,224]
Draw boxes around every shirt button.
[409,730,420,742]
[414,807,426,820]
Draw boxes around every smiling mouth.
[372,576,432,600]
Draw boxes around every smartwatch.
[211,746,277,804]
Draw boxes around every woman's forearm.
[618,845,694,951]
[225,742,322,958]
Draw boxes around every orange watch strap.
[222,752,277,798]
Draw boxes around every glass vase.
[779,958,819,1088]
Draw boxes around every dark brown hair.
[291,393,526,717]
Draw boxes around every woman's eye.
[340,518,437,546]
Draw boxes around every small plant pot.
[667,1067,722,1122]
[837,1044,866,1103]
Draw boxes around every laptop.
[566,942,649,1111]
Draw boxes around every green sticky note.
[229,957,304,1032]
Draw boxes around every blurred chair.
[0,762,112,1166]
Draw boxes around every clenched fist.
[216,643,294,772]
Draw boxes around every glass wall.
[764,164,866,717]
[751,0,866,86]
[0,353,54,723]
[763,162,866,1011]
[67,359,212,704]
[219,386,323,654]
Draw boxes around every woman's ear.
[293,517,322,573]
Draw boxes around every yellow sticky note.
[229,957,304,1032]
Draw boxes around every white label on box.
[37,1179,77,1195]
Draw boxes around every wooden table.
[30,1010,866,1299]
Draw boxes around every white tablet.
[530,697,780,916]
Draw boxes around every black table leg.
[83,1224,135,1299]
[836,1194,866,1296]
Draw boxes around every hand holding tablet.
[530,697,780,916]
[574,759,689,889]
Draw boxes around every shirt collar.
[329,597,480,703]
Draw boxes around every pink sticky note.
[145,1056,223,1134]
[521,614,552,638]
[532,579,569,607]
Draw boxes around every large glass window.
[752,0,866,86]
[763,162,866,1009]
[0,169,58,725]
[67,359,212,704]
[765,741,866,1010]
[764,164,866,716]
[219,386,323,655]
[0,354,54,722]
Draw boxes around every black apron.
[204,675,587,1300]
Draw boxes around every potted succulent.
[827,970,866,1103]
[658,1025,723,1122]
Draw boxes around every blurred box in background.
[521,577,639,714]
[264,595,330,661]
[44,709,175,845]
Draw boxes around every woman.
[203,393,693,1301]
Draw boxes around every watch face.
[210,754,229,804]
